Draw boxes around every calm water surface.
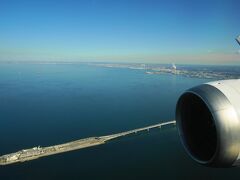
[0,63,239,179]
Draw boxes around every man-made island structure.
[0,120,176,165]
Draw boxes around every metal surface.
[236,35,240,45]
[176,80,240,167]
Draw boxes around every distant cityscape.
[91,63,240,80]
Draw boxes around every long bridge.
[0,120,176,165]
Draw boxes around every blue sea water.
[0,63,240,179]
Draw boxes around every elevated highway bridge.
[0,120,176,165]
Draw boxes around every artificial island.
[0,120,175,165]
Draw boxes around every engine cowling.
[176,79,240,167]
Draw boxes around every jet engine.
[176,79,240,167]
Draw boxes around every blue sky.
[0,0,240,64]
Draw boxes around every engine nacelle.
[176,79,240,167]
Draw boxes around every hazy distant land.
[91,63,240,80]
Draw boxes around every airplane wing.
[236,35,240,45]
